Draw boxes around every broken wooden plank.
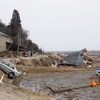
[45,85,92,94]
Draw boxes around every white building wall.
[0,36,6,51]
[0,32,12,51]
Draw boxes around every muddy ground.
[1,64,100,100]
[19,67,100,100]
[0,52,100,100]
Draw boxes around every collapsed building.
[59,49,93,67]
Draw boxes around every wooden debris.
[0,74,4,84]
[45,85,92,94]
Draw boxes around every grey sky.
[0,0,100,51]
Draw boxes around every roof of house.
[63,50,84,66]
[0,32,12,39]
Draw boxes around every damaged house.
[0,32,13,51]
[59,50,93,67]
[0,32,24,51]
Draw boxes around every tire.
[8,72,15,79]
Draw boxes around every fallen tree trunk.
[45,85,92,94]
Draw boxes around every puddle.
[20,72,100,100]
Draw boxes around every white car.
[0,61,21,79]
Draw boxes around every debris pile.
[12,54,62,67]
[0,50,98,68]
[0,51,22,57]
[83,54,93,67]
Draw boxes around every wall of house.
[0,35,12,51]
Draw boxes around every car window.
[1,61,15,69]
[8,64,15,69]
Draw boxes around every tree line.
[0,9,42,53]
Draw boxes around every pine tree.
[10,9,21,37]
[9,9,22,47]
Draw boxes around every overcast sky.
[0,0,100,51]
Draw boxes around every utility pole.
[17,32,19,51]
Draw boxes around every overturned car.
[0,61,21,79]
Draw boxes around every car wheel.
[8,72,15,79]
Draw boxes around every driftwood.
[45,85,92,94]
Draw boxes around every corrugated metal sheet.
[63,50,84,66]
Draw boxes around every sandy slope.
[0,83,55,100]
